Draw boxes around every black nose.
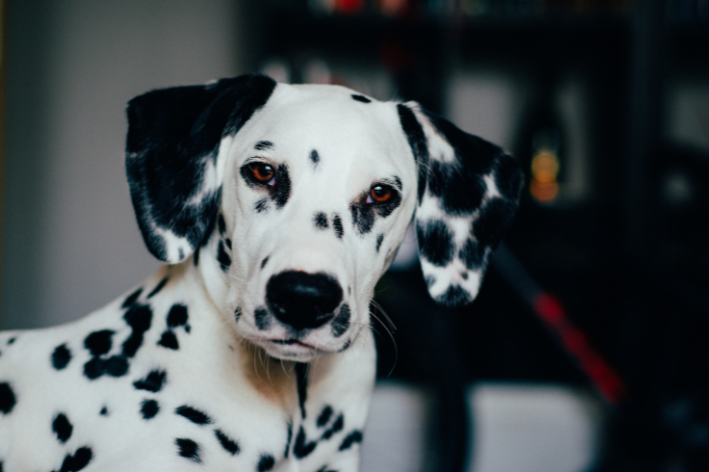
[266,271,343,331]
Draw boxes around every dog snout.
[266,271,343,331]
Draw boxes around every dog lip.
[270,338,312,348]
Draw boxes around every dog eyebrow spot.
[255,140,273,151]
[310,150,320,166]
[333,215,344,239]
[351,94,371,103]
[314,212,328,229]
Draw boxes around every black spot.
[218,214,227,235]
[255,198,269,213]
[225,238,232,249]
[350,203,375,235]
[317,406,333,428]
[397,104,429,203]
[176,405,212,425]
[141,399,159,419]
[84,330,114,357]
[284,422,293,458]
[332,305,350,338]
[459,238,484,270]
[261,256,270,269]
[176,438,201,463]
[122,288,143,308]
[339,430,363,451]
[293,426,317,459]
[218,240,232,271]
[416,220,454,267]
[53,413,73,443]
[338,339,352,352]
[234,307,242,322]
[314,212,328,229]
[462,272,469,280]
[257,454,275,472]
[310,149,320,165]
[351,94,371,103]
[193,247,200,266]
[133,369,166,392]
[472,198,518,249]
[376,233,384,253]
[158,331,179,350]
[255,308,271,330]
[439,285,472,307]
[83,355,129,380]
[0,382,16,414]
[322,414,344,440]
[100,407,108,416]
[316,467,338,472]
[392,176,403,190]
[333,215,344,239]
[122,304,153,358]
[147,277,169,299]
[255,140,273,151]
[52,344,72,370]
[6,338,14,345]
[295,362,308,420]
[273,164,291,208]
[215,429,240,455]
[56,446,92,472]
[167,304,189,328]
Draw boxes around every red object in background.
[533,292,625,405]
[336,0,366,15]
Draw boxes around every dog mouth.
[269,338,313,348]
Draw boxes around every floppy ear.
[398,102,523,307]
[126,74,277,263]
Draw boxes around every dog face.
[126,75,522,362]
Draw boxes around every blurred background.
[1,0,708,471]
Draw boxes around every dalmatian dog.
[0,74,522,472]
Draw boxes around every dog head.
[126,74,522,361]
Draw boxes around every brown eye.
[369,185,392,204]
[249,163,275,183]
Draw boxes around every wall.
[2,0,242,329]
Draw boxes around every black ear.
[398,102,523,307]
[126,74,277,263]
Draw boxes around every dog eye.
[246,162,275,184]
[367,185,394,204]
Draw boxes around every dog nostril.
[266,271,343,331]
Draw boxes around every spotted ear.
[126,74,277,263]
[398,102,523,306]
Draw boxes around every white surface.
[362,382,603,472]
